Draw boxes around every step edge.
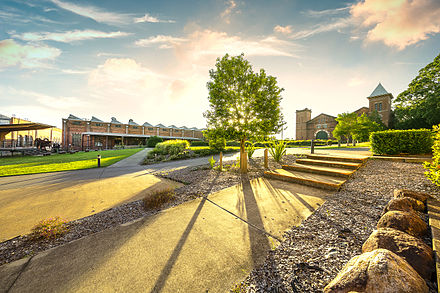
[264,171,344,190]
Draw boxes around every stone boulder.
[394,189,431,203]
[323,249,428,293]
[377,210,427,238]
[383,197,425,214]
[362,228,434,279]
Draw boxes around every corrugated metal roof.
[0,114,10,120]
[110,117,122,124]
[143,122,153,127]
[168,125,179,129]
[155,123,166,128]
[90,116,104,122]
[68,114,81,120]
[128,119,139,126]
[368,83,389,97]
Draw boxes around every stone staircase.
[264,154,368,190]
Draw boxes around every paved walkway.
[0,177,332,292]
[0,147,371,241]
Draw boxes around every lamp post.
[97,154,101,167]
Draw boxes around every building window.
[95,123,102,126]
[95,141,103,146]
[375,102,383,111]
[72,133,81,146]
[72,121,82,125]
[133,126,138,129]
[114,125,121,128]
[148,128,153,130]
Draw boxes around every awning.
[0,123,55,132]
[81,132,201,140]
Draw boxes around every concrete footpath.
[0,177,332,292]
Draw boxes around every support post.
[219,152,223,170]
[264,148,268,169]
[311,139,315,154]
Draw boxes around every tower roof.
[368,83,390,98]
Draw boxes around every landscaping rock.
[362,228,434,279]
[383,197,425,214]
[394,189,432,203]
[377,210,427,238]
[323,249,428,293]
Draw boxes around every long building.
[62,114,204,150]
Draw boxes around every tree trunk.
[240,138,247,174]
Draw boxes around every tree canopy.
[394,53,440,129]
[204,53,285,147]
[332,112,383,143]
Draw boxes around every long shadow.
[151,197,207,292]
[151,172,220,292]
[241,175,271,266]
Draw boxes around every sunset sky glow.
[1,0,439,138]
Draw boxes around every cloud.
[221,0,239,24]
[350,0,440,50]
[13,30,131,43]
[7,87,88,109]
[136,30,298,59]
[0,39,61,68]
[51,0,131,24]
[290,18,351,39]
[134,35,188,49]
[304,6,350,17]
[347,77,366,87]
[274,25,293,35]
[134,13,175,23]
[61,69,90,74]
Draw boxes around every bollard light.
[97,154,101,167]
[311,139,315,154]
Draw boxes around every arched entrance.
[316,130,328,140]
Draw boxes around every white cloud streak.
[135,35,188,49]
[134,13,175,23]
[221,0,239,24]
[51,0,131,24]
[274,25,293,35]
[13,30,131,43]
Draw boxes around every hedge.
[153,139,190,156]
[190,140,209,146]
[370,129,433,155]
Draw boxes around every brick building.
[296,83,393,140]
[0,114,61,148]
[62,114,204,150]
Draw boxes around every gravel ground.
[0,154,299,266]
[239,160,440,293]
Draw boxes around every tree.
[332,112,357,144]
[352,113,383,142]
[394,53,440,129]
[204,53,285,172]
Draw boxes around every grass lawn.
[0,148,144,177]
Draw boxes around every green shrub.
[209,137,226,151]
[327,139,333,146]
[246,141,257,159]
[190,140,209,146]
[31,216,69,240]
[155,139,190,155]
[370,129,433,155]
[143,188,175,210]
[147,136,163,147]
[209,156,216,168]
[424,124,440,186]
[226,141,241,147]
[268,140,287,162]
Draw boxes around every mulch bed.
[239,160,440,293]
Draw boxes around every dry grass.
[143,188,175,210]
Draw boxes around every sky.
[0,0,439,138]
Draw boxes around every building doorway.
[316,131,328,140]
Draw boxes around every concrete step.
[296,158,361,170]
[282,163,355,178]
[306,154,368,164]
[264,169,345,191]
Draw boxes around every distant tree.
[352,113,384,142]
[394,53,440,129]
[204,53,285,172]
[332,112,358,143]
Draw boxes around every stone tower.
[367,83,393,127]
[296,108,311,140]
